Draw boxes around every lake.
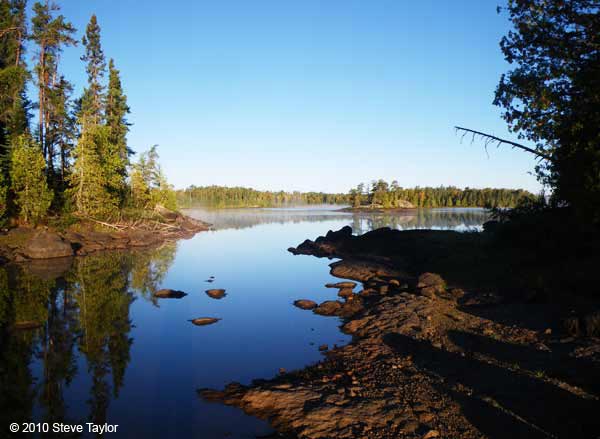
[0,207,488,438]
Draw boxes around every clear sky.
[28,0,542,193]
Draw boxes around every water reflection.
[0,244,176,431]
[186,206,488,233]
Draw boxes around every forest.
[177,185,349,208]
[0,1,176,226]
[348,180,534,209]
[177,183,533,209]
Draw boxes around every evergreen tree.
[30,0,76,173]
[0,0,29,156]
[70,124,119,217]
[80,14,105,124]
[105,58,130,195]
[10,135,53,223]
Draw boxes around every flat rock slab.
[314,300,342,316]
[190,317,221,326]
[206,289,226,299]
[154,289,187,299]
[325,281,357,289]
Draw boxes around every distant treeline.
[177,186,349,208]
[177,183,533,209]
[349,180,535,208]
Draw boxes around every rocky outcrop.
[201,227,600,439]
[21,231,73,259]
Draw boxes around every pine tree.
[30,1,76,174]
[10,135,53,224]
[80,14,105,124]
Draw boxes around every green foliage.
[10,135,53,224]
[495,0,600,222]
[69,124,120,217]
[80,14,105,123]
[179,185,349,208]
[349,180,533,209]
[130,146,176,210]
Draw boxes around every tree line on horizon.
[0,1,175,226]
[177,183,533,209]
[349,180,534,209]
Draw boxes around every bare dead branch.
[454,126,553,162]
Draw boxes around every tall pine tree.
[80,14,105,124]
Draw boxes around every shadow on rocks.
[383,332,600,439]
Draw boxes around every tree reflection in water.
[0,243,177,428]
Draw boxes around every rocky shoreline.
[200,226,600,439]
[0,209,210,265]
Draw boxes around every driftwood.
[455,126,553,162]
[74,214,183,233]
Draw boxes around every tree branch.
[454,126,553,162]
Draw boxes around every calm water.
[0,207,488,438]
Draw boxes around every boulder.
[154,289,187,299]
[294,299,318,310]
[206,289,226,299]
[21,231,73,259]
[314,300,342,316]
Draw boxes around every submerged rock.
[294,299,318,310]
[337,288,355,299]
[21,231,73,259]
[154,289,187,298]
[189,317,221,326]
[206,289,226,299]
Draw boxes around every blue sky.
[27,0,542,193]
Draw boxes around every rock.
[389,279,401,287]
[206,289,226,299]
[421,286,438,299]
[21,231,73,259]
[379,285,389,295]
[417,272,446,290]
[337,288,355,299]
[325,281,357,289]
[294,299,318,310]
[314,300,342,316]
[154,289,187,299]
[319,344,328,351]
[449,288,465,299]
[423,430,440,438]
[189,317,221,326]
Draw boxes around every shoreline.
[200,226,600,438]
[0,210,210,265]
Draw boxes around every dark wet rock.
[154,289,187,298]
[21,231,73,259]
[189,317,221,326]
[325,281,357,289]
[206,288,227,299]
[319,344,329,351]
[294,299,318,310]
[329,260,405,283]
[314,300,342,316]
